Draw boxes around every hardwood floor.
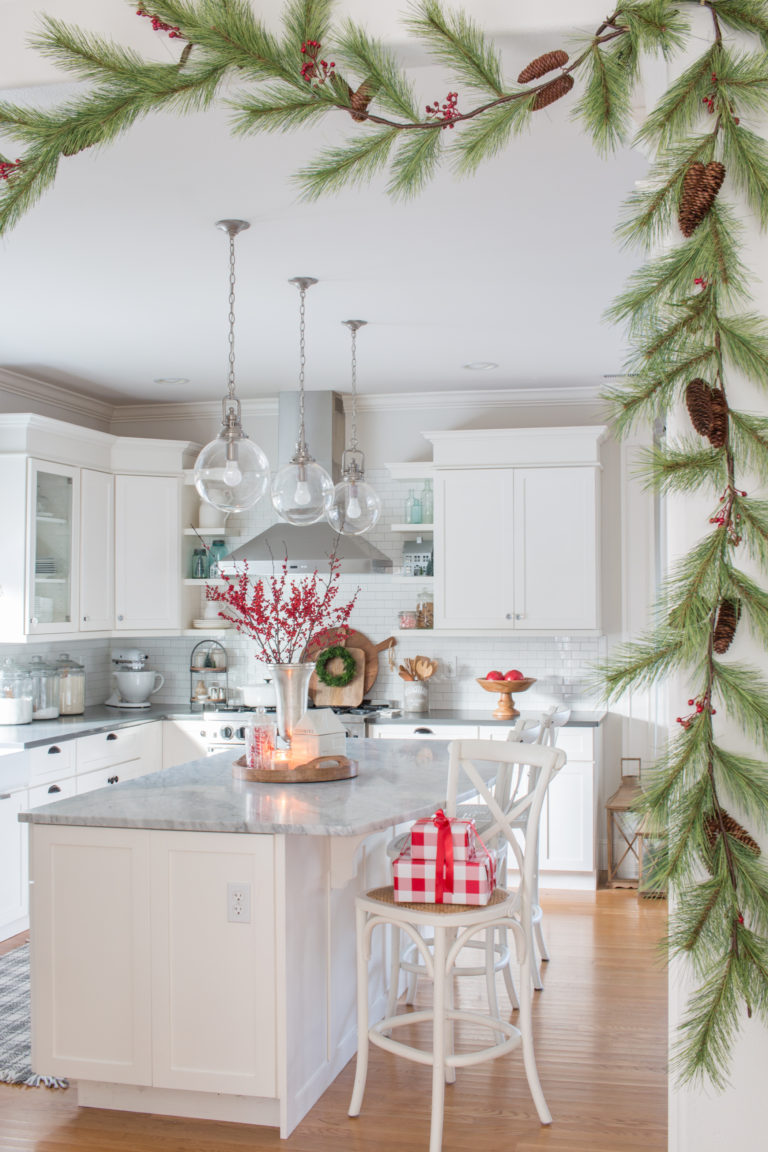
[0,890,666,1151]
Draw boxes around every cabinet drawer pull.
[106,732,118,741]
[47,745,61,755]
[48,784,61,794]
[414,727,434,735]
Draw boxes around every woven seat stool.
[350,741,564,1151]
[348,886,550,1152]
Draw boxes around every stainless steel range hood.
[224,391,393,575]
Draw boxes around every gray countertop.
[19,738,477,837]
[0,703,605,750]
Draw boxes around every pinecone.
[678,160,726,237]
[518,50,569,84]
[685,378,714,436]
[713,598,740,654]
[704,810,760,856]
[531,73,574,111]
[708,387,728,448]
[348,79,374,122]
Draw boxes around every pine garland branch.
[616,135,718,249]
[598,632,698,701]
[717,312,768,382]
[335,21,419,120]
[403,0,505,96]
[713,0,768,48]
[388,127,443,197]
[636,41,722,150]
[735,497,768,568]
[711,660,768,751]
[637,440,726,494]
[728,411,768,483]
[293,126,399,199]
[571,36,634,154]
[449,100,530,175]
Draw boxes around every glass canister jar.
[27,654,60,720]
[55,652,85,715]
[0,657,34,725]
[208,539,228,578]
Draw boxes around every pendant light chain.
[226,227,237,403]
[297,279,307,454]
[348,324,359,452]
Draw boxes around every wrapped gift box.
[410,811,478,862]
[393,844,496,905]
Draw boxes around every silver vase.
[267,663,315,746]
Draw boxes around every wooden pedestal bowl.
[476,677,536,720]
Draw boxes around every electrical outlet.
[227,882,251,923]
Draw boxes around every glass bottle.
[208,539,228,578]
[409,491,422,524]
[192,549,208,579]
[404,489,415,523]
[420,478,433,523]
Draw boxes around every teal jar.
[208,539,228,577]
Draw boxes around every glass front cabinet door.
[27,461,79,634]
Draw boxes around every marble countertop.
[18,737,482,837]
[0,703,606,751]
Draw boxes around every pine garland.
[2,0,768,1090]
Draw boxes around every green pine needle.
[404,0,505,96]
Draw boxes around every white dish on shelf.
[192,618,233,629]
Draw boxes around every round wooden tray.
[233,753,358,784]
[476,677,536,719]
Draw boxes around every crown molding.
[0,367,114,425]
[109,396,280,425]
[348,385,604,413]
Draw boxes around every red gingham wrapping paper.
[409,813,478,862]
[392,845,496,905]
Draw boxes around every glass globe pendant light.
[193,219,269,514]
[271,277,333,525]
[327,319,381,535]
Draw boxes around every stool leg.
[445,928,456,1085]
[430,924,447,1152]
[517,924,551,1126]
[534,915,550,963]
[385,924,401,1026]
[348,904,370,1118]
[501,925,520,1011]
[484,928,503,1040]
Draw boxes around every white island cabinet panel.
[0,787,28,938]
[114,474,180,630]
[30,826,152,1084]
[150,832,277,1097]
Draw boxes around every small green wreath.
[315,645,357,688]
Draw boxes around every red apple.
[504,669,525,681]
[485,670,504,681]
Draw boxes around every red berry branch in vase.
[205,554,359,666]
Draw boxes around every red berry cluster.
[205,554,358,665]
[300,41,336,86]
[0,158,21,180]
[702,73,740,123]
[676,693,716,730]
[709,486,745,545]
[136,6,183,38]
[694,276,709,289]
[425,91,460,128]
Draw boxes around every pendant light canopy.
[271,277,334,525]
[327,319,381,535]
[193,219,269,514]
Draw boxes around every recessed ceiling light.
[463,361,498,371]
[153,377,190,385]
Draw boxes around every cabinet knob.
[515,612,525,620]
[48,784,61,794]
[30,616,38,625]
[82,615,88,622]
[117,614,124,622]
[505,613,512,620]
[48,745,61,755]
[106,732,118,741]
[108,775,119,784]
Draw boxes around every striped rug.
[0,944,68,1088]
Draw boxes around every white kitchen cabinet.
[76,721,162,790]
[79,468,114,631]
[27,460,79,635]
[0,785,29,940]
[369,723,477,740]
[115,474,181,631]
[28,738,76,786]
[434,465,599,632]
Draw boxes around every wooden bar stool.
[349,741,565,1152]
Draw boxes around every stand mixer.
[105,649,164,709]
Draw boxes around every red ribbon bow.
[432,809,454,903]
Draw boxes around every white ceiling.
[0,2,648,406]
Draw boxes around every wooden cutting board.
[309,647,366,708]
[305,629,395,697]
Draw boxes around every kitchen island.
[20,738,485,1138]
